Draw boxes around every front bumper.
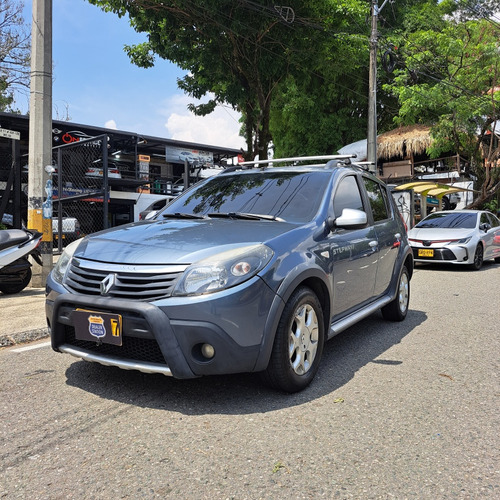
[46,275,281,378]
[411,244,469,264]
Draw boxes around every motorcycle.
[0,229,43,294]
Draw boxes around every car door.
[362,176,402,296]
[483,212,500,260]
[328,174,379,317]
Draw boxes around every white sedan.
[408,210,500,270]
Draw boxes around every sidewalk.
[0,286,49,347]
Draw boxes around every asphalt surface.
[0,262,499,499]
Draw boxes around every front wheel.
[262,287,324,393]
[470,244,483,270]
[381,266,410,322]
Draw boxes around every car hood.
[408,227,474,241]
[73,218,298,264]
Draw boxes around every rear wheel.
[262,287,324,393]
[0,268,32,295]
[470,244,483,270]
[381,266,410,322]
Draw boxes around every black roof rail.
[237,154,357,167]
[351,161,376,173]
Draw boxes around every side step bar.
[328,295,393,340]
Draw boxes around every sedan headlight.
[52,238,83,284]
[173,244,273,296]
[455,237,471,244]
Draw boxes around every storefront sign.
[0,128,21,140]
[165,146,213,167]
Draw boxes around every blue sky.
[18,0,244,148]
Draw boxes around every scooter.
[0,229,43,294]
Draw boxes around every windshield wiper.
[161,212,207,220]
[208,212,284,222]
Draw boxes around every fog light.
[201,343,215,359]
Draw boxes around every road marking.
[12,341,51,353]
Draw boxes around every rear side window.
[363,178,390,222]
[333,175,364,217]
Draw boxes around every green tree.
[88,0,333,160]
[384,15,500,208]
[0,0,30,112]
[270,0,368,157]
[269,0,446,158]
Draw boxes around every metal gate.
[0,138,23,229]
[53,135,110,252]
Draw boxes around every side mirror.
[333,208,368,229]
[145,210,159,220]
[480,223,491,232]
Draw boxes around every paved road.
[1,262,499,499]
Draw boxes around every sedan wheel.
[262,287,324,393]
[470,244,483,270]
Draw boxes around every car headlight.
[173,244,273,296]
[51,238,83,284]
[454,237,471,244]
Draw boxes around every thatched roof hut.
[377,124,432,159]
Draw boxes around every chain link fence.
[53,135,109,251]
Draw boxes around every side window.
[363,177,390,222]
[333,175,364,217]
[480,213,490,226]
[486,213,499,228]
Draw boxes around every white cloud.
[105,119,118,130]
[162,94,245,149]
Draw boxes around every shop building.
[0,112,240,243]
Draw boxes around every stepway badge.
[88,315,106,339]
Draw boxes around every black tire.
[381,266,410,322]
[495,256,500,264]
[0,268,32,295]
[261,287,324,393]
[470,244,483,270]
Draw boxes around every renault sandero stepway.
[46,156,413,392]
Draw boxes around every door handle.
[392,233,402,248]
[369,240,378,248]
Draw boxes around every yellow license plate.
[72,309,123,345]
[418,249,434,257]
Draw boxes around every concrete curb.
[0,328,50,348]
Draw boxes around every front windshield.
[416,212,477,229]
[161,171,331,223]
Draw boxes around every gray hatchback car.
[46,156,413,392]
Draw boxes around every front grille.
[64,326,167,365]
[65,258,187,301]
[412,248,456,261]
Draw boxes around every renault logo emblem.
[100,273,117,295]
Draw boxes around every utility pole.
[367,0,390,174]
[28,0,53,287]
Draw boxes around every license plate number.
[72,309,122,345]
[418,248,434,257]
